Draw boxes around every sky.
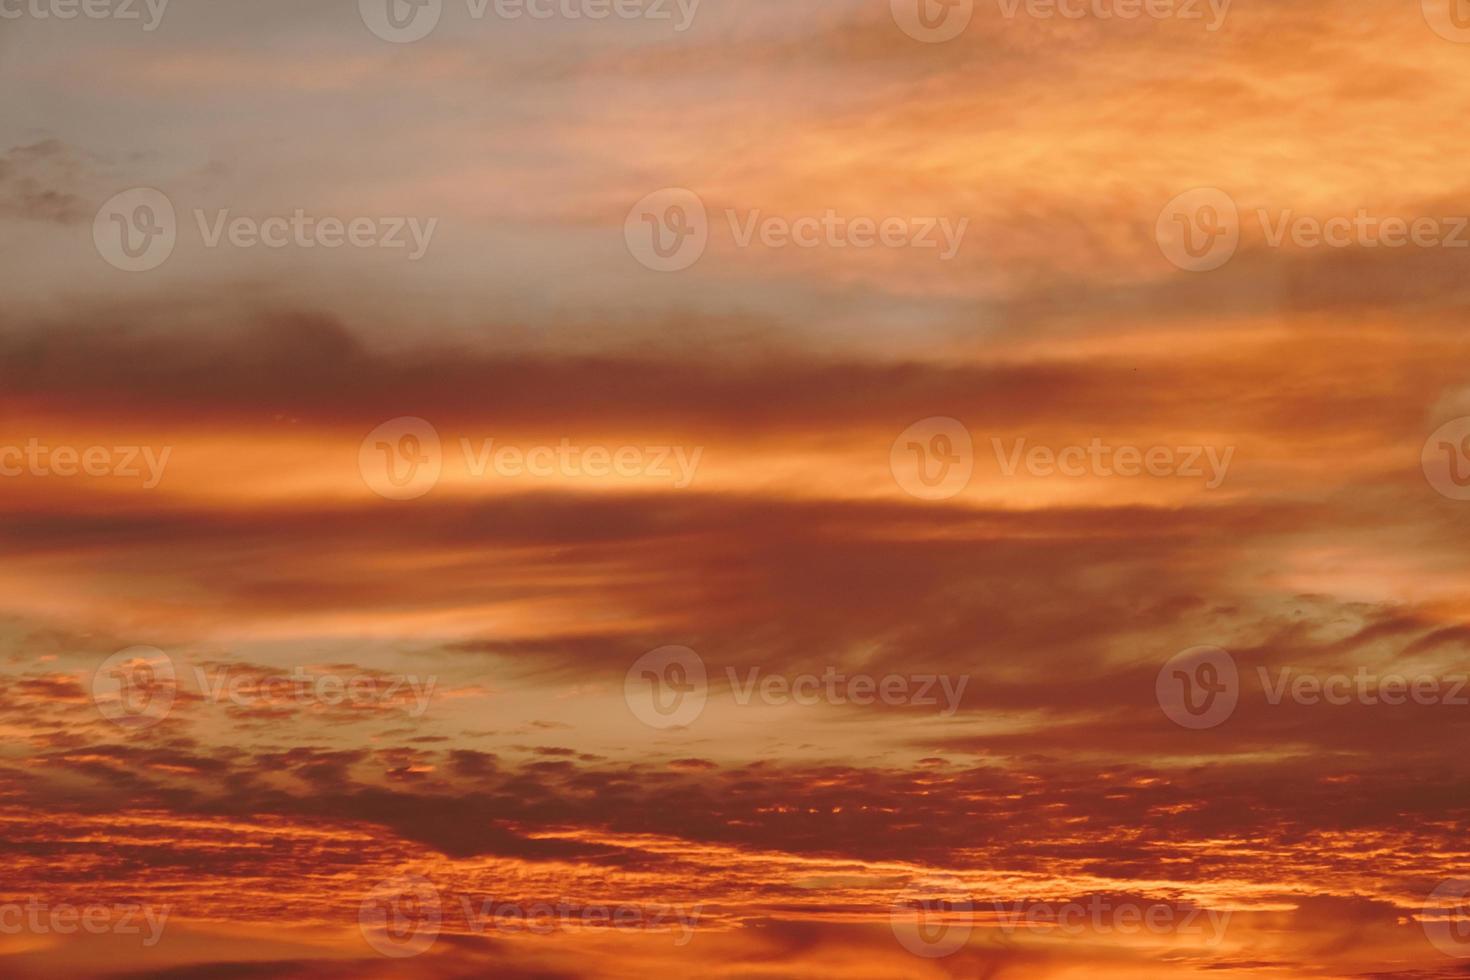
[3,0,1470,977]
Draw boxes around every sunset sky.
[3,1,1470,977]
